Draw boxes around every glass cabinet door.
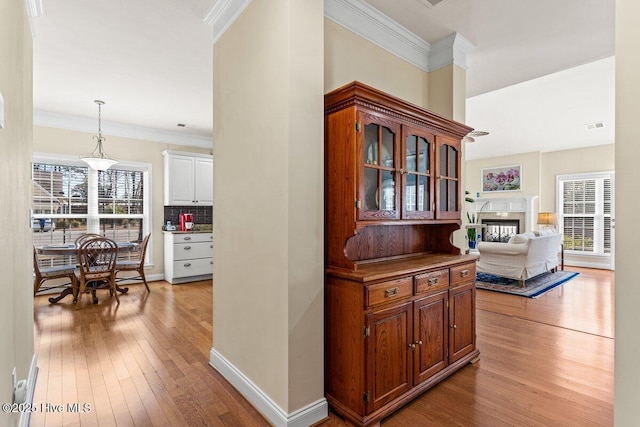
[360,113,400,220]
[402,127,434,220]
[435,136,461,219]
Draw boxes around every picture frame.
[481,164,522,193]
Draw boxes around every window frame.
[556,171,614,264]
[32,152,153,267]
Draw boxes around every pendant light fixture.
[81,100,117,171]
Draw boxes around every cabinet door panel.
[358,113,400,221]
[168,156,196,205]
[401,126,434,220]
[194,158,213,205]
[449,282,476,363]
[434,136,461,220]
[414,292,448,384]
[366,302,412,413]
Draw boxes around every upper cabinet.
[325,82,472,270]
[163,150,213,206]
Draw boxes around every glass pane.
[418,175,428,211]
[406,135,417,172]
[439,179,447,210]
[363,167,379,211]
[418,137,429,173]
[33,163,88,215]
[365,124,379,165]
[448,146,457,178]
[32,218,88,250]
[98,169,145,215]
[439,145,447,176]
[449,180,457,211]
[381,127,394,167]
[381,171,395,210]
[99,218,144,245]
[405,174,416,212]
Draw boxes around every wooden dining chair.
[33,246,76,296]
[74,237,119,309]
[115,233,151,292]
[75,233,102,246]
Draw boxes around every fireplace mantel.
[469,196,538,232]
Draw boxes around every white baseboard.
[19,354,38,427]
[209,348,328,427]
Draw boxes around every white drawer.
[172,232,212,244]
[173,241,212,261]
[172,257,213,278]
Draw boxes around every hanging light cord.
[90,100,107,159]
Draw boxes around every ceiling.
[31,0,615,154]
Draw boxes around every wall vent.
[585,122,605,131]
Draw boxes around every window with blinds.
[558,172,613,256]
[32,157,150,257]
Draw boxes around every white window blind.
[558,172,613,256]
[32,156,151,263]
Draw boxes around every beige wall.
[0,1,33,425]
[324,18,429,107]
[465,151,542,220]
[213,0,324,413]
[33,126,210,278]
[615,0,640,422]
[540,144,614,211]
[428,64,467,122]
[466,145,614,221]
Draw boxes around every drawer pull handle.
[451,324,457,329]
[385,287,400,298]
[184,246,192,250]
[428,277,439,286]
[184,263,191,267]
[459,269,470,278]
[416,340,423,345]
[408,343,416,349]
[184,237,192,241]
[210,245,213,248]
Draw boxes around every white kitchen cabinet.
[164,232,213,284]
[163,150,213,205]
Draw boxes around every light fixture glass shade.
[81,100,117,171]
[80,156,117,171]
[537,212,558,225]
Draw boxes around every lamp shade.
[80,156,117,171]
[537,212,558,225]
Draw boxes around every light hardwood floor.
[32,267,613,426]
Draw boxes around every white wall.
[0,2,33,426]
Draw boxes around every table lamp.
[537,212,558,231]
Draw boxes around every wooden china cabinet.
[324,82,480,427]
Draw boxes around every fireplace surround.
[468,196,538,238]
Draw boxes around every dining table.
[37,241,139,304]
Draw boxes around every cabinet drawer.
[172,233,213,244]
[365,277,413,308]
[172,257,213,278]
[450,263,476,285]
[173,241,213,261]
[415,269,449,294]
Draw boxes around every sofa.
[476,229,562,287]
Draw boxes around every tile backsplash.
[163,205,212,228]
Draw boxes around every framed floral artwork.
[481,165,522,192]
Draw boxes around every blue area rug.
[475,270,579,298]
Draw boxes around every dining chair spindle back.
[74,237,119,309]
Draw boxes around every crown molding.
[204,0,252,44]
[33,110,213,149]
[428,32,475,71]
[325,0,431,72]
[201,0,473,73]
